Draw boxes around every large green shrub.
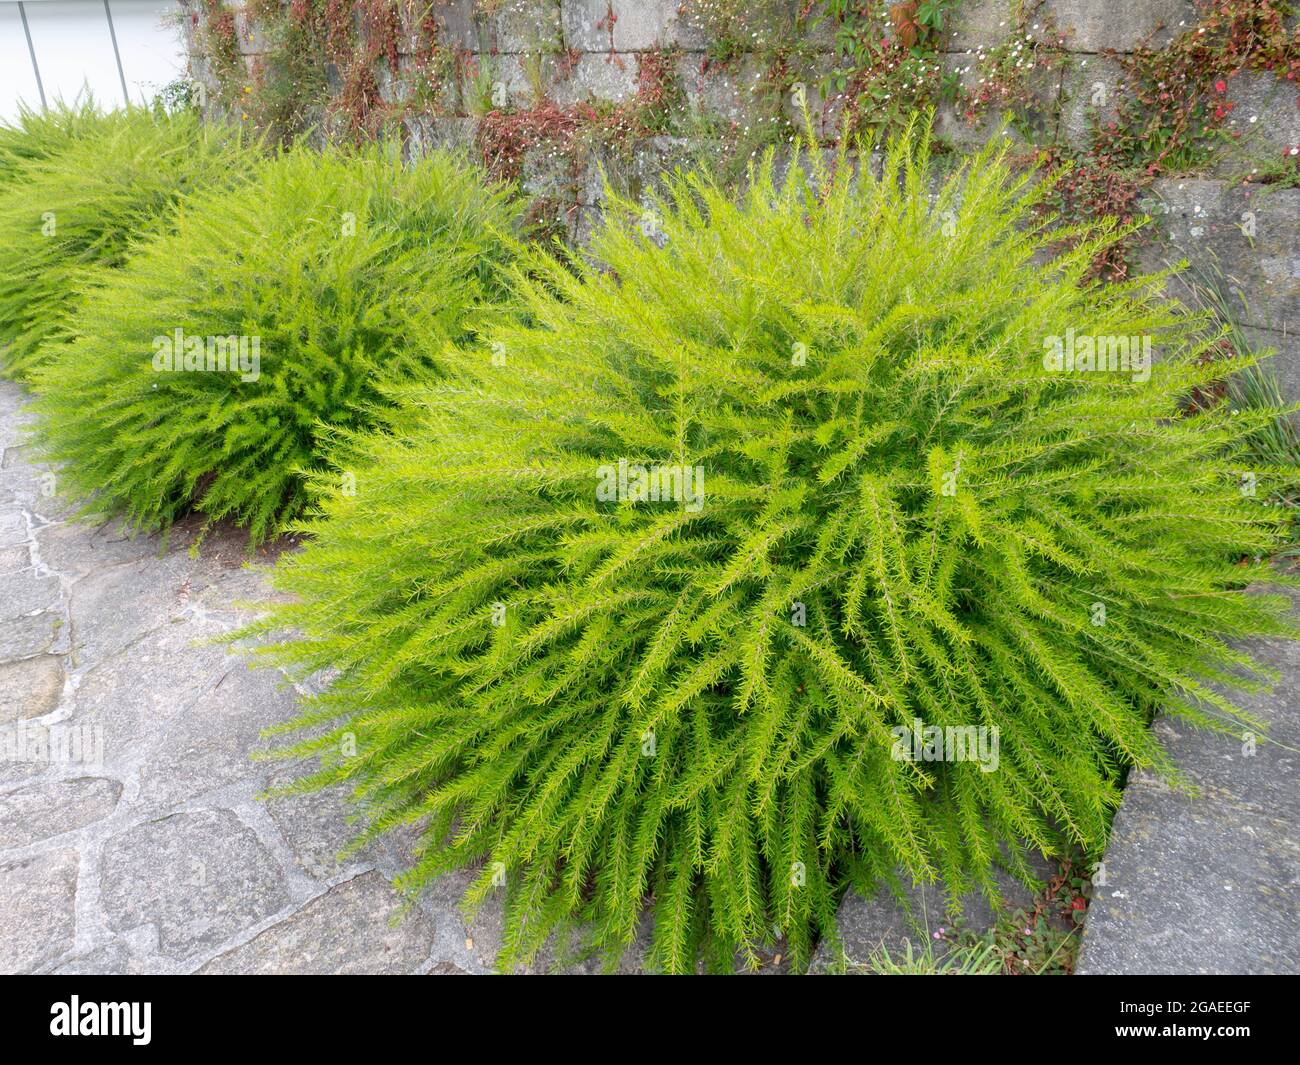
[31,145,519,545]
[0,105,252,380]
[244,133,1296,972]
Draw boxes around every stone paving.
[0,379,540,975]
[1076,587,1300,975]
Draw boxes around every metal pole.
[103,0,130,106]
[18,2,48,110]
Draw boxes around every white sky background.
[1,1,188,123]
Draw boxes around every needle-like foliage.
[0,96,112,187]
[0,105,254,380]
[242,128,1297,972]
[30,144,520,545]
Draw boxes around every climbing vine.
[196,0,244,107]
[1101,0,1299,174]
[192,0,437,140]
[1039,0,1300,280]
[476,46,684,188]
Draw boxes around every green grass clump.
[31,145,519,545]
[860,940,1003,976]
[0,105,254,380]
[0,97,113,187]
[241,129,1297,973]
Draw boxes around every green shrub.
[0,97,112,187]
[31,145,519,545]
[0,105,252,380]
[243,131,1296,973]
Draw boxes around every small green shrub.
[0,97,112,187]
[243,130,1296,973]
[0,105,253,380]
[31,145,519,545]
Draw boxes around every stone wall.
[177,1,1300,397]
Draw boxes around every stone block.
[133,662,296,810]
[1046,0,1198,54]
[1078,790,1299,974]
[197,871,433,974]
[0,776,120,849]
[549,51,639,104]
[436,0,563,52]
[0,848,79,973]
[940,0,1027,52]
[1213,69,1300,177]
[0,654,64,724]
[1056,54,1127,149]
[1078,587,1300,975]
[1136,179,1300,340]
[934,51,1058,148]
[99,809,289,959]
[404,115,479,157]
[563,0,689,52]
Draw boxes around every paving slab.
[0,847,80,972]
[68,622,240,763]
[98,808,292,961]
[68,555,218,666]
[34,519,161,581]
[0,569,60,623]
[0,610,63,662]
[1077,588,1300,975]
[265,774,364,881]
[0,776,120,849]
[196,871,435,975]
[0,654,64,723]
[132,665,294,811]
[0,380,496,974]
